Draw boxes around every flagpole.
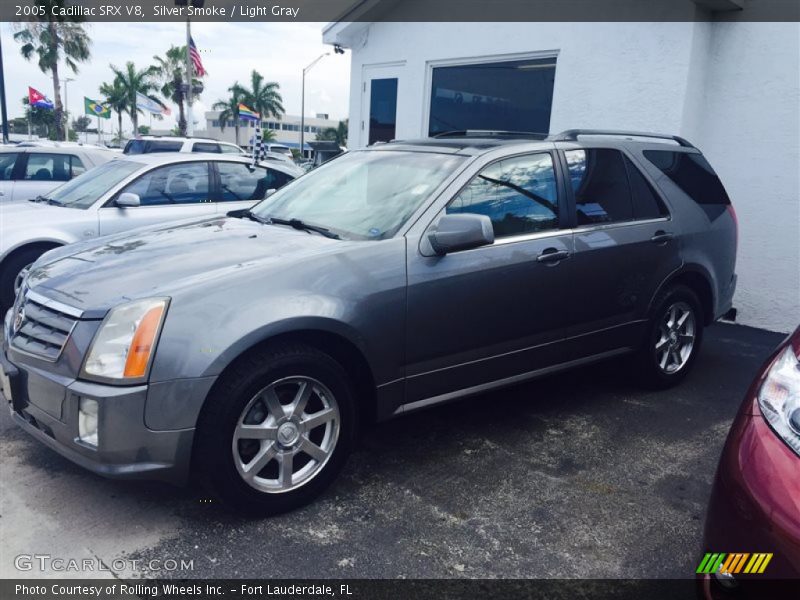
[185,18,193,136]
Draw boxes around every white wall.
[331,21,800,332]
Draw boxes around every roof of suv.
[376,129,696,156]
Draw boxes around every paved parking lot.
[0,323,786,580]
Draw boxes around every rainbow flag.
[238,103,260,122]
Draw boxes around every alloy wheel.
[655,301,696,374]
[232,376,340,494]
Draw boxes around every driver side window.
[447,153,559,238]
[120,162,210,206]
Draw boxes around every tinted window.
[644,150,730,205]
[217,162,294,201]
[192,142,221,153]
[624,156,669,219]
[369,78,398,144]
[120,162,210,206]
[71,156,87,177]
[566,149,633,225]
[23,153,81,182]
[448,152,558,238]
[124,140,183,154]
[429,58,556,136]
[0,153,19,180]
[220,144,243,154]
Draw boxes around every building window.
[211,120,220,127]
[428,57,557,136]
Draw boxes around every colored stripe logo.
[697,552,773,574]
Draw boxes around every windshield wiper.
[268,217,341,240]
[242,209,269,224]
[29,195,50,203]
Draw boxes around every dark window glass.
[217,162,294,202]
[369,78,398,144]
[220,144,242,154]
[644,150,730,205]
[566,149,633,225]
[624,156,669,219]
[429,58,556,136]
[447,152,558,238]
[0,153,19,180]
[23,153,76,182]
[192,142,221,153]
[124,140,183,154]
[120,162,210,206]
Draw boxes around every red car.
[700,326,800,598]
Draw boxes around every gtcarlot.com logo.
[696,552,773,575]
[15,554,194,572]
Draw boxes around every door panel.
[562,148,680,356]
[406,234,573,402]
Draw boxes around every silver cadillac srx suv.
[1,130,738,514]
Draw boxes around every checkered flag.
[252,124,267,166]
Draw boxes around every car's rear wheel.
[636,285,704,388]
[194,343,356,515]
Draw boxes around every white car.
[0,153,300,307]
[0,144,117,203]
[123,136,246,155]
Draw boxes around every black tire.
[194,342,357,516]
[0,246,52,311]
[635,284,704,389]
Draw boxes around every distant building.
[204,112,339,158]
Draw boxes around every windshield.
[46,160,142,209]
[251,150,463,240]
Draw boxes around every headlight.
[81,298,169,382]
[758,344,800,456]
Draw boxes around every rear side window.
[0,153,19,180]
[23,153,84,182]
[192,142,221,153]
[220,144,243,154]
[643,150,730,206]
[566,149,668,225]
[120,162,210,206]
[566,149,633,225]
[124,140,183,154]
[217,162,294,201]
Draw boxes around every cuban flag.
[28,87,54,110]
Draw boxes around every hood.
[27,215,347,316]
[1,200,89,227]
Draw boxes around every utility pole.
[0,33,9,144]
[301,53,329,160]
[63,77,74,141]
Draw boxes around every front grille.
[11,293,79,361]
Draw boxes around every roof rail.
[432,130,549,140]
[548,129,695,148]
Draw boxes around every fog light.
[78,398,99,446]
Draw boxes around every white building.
[324,6,800,332]
[204,112,340,157]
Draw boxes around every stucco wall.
[333,21,799,332]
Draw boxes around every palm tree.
[212,84,247,146]
[153,45,203,136]
[317,120,348,147]
[99,76,127,142]
[109,61,161,135]
[13,4,91,141]
[240,70,284,120]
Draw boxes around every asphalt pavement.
[0,323,787,579]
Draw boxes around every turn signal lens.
[123,305,165,377]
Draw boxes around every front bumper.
[1,344,195,485]
[700,407,800,597]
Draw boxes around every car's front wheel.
[194,343,357,515]
[636,284,704,388]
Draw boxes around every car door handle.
[650,231,674,245]
[537,249,570,263]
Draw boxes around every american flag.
[189,36,206,77]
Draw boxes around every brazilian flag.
[84,97,111,119]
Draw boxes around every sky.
[1,21,351,133]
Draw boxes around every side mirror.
[116,192,140,207]
[427,213,494,255]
